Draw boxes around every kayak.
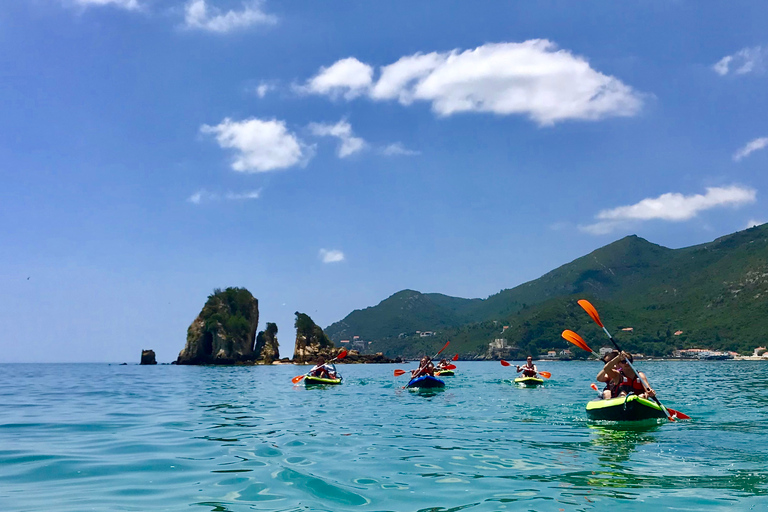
[406,375,445,389]
[586,395,667,421]
[435,369,455,376]
[514,376,544,387]
[304,375,342,385]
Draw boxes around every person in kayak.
[411,356,436,378]
[516,356,538,377]
[597,351,655,399]
[437,358,450,370]
[309,357,337,380]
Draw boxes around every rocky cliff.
[255,322,280,363]
[140,349,157,365]
[177,287,259,365]
[293,312,336,363]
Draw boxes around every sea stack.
[177,287,259,365]
[140,350,157,365]
[255,322,280,364]
[293,312,336,363]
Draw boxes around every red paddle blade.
[337,349,348,359]
[539,371,551,379]
[444,364,456,370]
[500,360,511,366]
[452,354,459,361]
[394,369,407,377]
[435,341,450,358]
[291,375,305,384]
[590,383,599,391]
[578,299,604,328]
[668,408,691,420]
[562,330,594,354]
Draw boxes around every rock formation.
[254,322,279,363]
[293,312,336,363]
[140,349,157,365]
[177,287,259,365]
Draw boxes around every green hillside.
[325,225,768,359]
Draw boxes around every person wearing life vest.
[597,350,655,399]
[516,356,538,378]
[411,356,436,378]
[437,358,450,370]
[309,356,337,379]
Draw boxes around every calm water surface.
[1,361,767,511]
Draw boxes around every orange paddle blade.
[291,375,305,384]
[539,371,551,379]
[500,360,511,367]
[452,354,459,361]
[562,330,594,354]
[394,369,407,377]
[578,299,604,328]
[590,383,599,391]
[668,408,691,420]
[435,341,450,357]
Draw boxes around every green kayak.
[586,395,667,421]
[304,375,343,386]
[435,370,455,376]
[514,376,544,387]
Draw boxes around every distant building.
[489,339,509,350]
[418,331,435,337]
[599,347,613,357]
[673,348,731,360]
[340,340,350,344]
[754,347,766,357]
[621,327,634,332]
[546,350,557,359]
[674,330,683,336]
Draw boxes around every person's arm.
[597,354,621,382]
[516,365,522,373]
[638,371,655,398]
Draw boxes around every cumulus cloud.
[713,46,766,76]
[308,120,366,158]
[73,0,140,9]
[201,117,312,172]
[301,40,643,125]
[319,249,345,263]
[299,57,374,99]
[379,142,420,156]
[184,0,276,33]
[580,186,757,235]
[255,82,274,98]
[188,188,262,204]
[733,137,768,161]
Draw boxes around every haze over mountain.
[326,224,768,358]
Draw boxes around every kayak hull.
[304,376,342,385]
[407,375,445,389]
[435,370,455,377]
[586,395,667,421]
[514,377,544,387]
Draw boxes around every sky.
[1,1,767,362]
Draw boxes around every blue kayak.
[406,375,445,389]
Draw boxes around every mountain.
[325,225,768,359]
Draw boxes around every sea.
[1,361,766,512]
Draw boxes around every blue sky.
[2,1,767,362]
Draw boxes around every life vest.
[521,364,537,377]
[610,373,644,397]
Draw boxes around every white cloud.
[184,0,277,33]
[255,82,273,98]
[380,142,420,156]
[580,185,757,235]
[733,137,768,161]
[308,120,366,158]
[73,0,140,9]
[188,189,262,204]
[201,117,312,172]
[713,46,766,76]
[745,219,765,229]
[302,40,643,125]
[319,249,345,263]
[300,57,373,99]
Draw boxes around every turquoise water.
[1,361,767,511]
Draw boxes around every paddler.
[437,358,450,370]
[516,356,538,378]
[411,356,436,378]
[309,356,337,380]
[597,350,655,400]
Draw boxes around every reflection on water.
[0,361,767,511]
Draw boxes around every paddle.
[395,341,451,378]
[452,354,459,361]
[500,360,551,378]
[575,300,679,422]
[292,349,348,384]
